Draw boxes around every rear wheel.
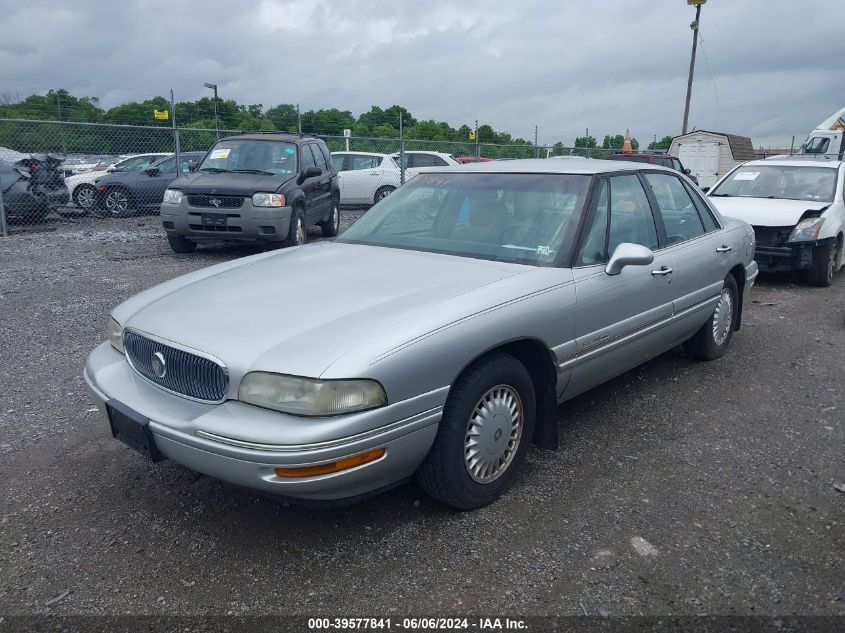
[685,274,739,360]
[808,239,839,287]
[320,197,340,237]
[374,186,395,204]
[416,352,535,509]
[167,234,196,253]
[283,207,307,247]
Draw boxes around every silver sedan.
[85,159,758,509]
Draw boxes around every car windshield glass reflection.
[199,140,297,175]
[711,166,837,202]
[337,172,591,266]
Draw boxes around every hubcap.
[296,218,305,244]
[712,287,734,346]
[464,385,524,484]
[379,188,393,200]
[76,186,95,208]
[105,191,128,212]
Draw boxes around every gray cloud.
[1,0,843,147]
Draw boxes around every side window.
[430,155,449,166]
[410,154,435,168]
[300,144,316,171]
[349,155,380,170]
[672,158,683,172]
[317,144,332,170]
[153,157,176,173]
[682,180,720,231]
[332,154,346,171]
[310,144,328,171]
[644,173,705,244]
[577,179,609,265]
[607,175,658,252]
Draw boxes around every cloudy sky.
[1,0,842,147]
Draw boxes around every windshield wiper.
[231,168,274,175]
[709,193,733,197]
[198,167,230,173]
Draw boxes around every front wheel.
[73,183,97,211]
[685,274,739,360]
[416,352,536,510]
[283,208,307,247]
[167,234,196,253]
[93,187,132,218]
[320,198,340,237]
[808,240,839,287]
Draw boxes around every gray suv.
[160,134,340,252]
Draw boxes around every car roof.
[424,158,677,175]
[331,151,390,157]
[221,133,313,143]
[743,158,842,168]
[392,150,453,156]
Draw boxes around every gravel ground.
[0,213,843,617]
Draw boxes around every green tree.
[574,135,597,148]
[648,135,674,150]
[265,104,299,132]
[602,134,639,150]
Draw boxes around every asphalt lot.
[0,213,843,617]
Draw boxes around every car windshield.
[337,172,591,266]
[711,165,837,202]
[114,155,164,172]
[198,139,297,175]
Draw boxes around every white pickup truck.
[799,107,845,159]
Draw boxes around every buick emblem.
[151,351,167,378]
[210,197,221,208]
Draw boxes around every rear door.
[564,173,675,399]
[338,154,384,205]
[309,143,332,218]
[298,143,321,222]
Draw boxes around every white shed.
[668,131,757,188]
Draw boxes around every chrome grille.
[187,194,244,209]
[123,330,228,402]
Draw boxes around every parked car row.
[87,156,763,510]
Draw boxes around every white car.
[707,158,844,286]
[332,151,459,206]
[64,153,170,210]
[332,152,401,206]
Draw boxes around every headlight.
[252,192,285,207]
[788,216,825,242]
[239,372,386,416]
[163,189,184,204]
[107,316,124,354]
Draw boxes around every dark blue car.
[93,151,206,217]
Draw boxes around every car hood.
[709,196,830,227]
[175,172,295,196]
[118,242,531,379]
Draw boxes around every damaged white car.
[708,158,844,286]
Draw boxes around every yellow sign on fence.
[468,131,476,141]
[153,110,169,121]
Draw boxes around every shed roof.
[672,130,757,161]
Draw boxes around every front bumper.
[84,342,444,501]
[161,198,293,243]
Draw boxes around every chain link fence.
[1,118,634,234]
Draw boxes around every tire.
[72,183,97,211]
[93,187,132,218]
[416,352,536,510]
[373,186,396,205]
[808,239,839,287]
[283,207,307,248]
[685,274,739,361]
[167,234,196,253]
[320,197,340,237]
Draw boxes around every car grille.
[753,226,792,248]
[187,194,244,209]
[123,330,228,402]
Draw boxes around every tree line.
[0,89,674,156]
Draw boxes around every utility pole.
[203,83,219,139]
[297,103,302,134]
[399,111,405,185]
[171,89,180,172]
[475,119,480,162]
[535,125,539,158]
[682,0,706,135]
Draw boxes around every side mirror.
[304,166,322,178]
[701,186,711,193]
[684,168,691,175]
[605,243,654,276]
[144,167,160,177]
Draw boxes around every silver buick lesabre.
[85,159,757,509]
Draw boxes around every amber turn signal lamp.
[274,447,386,478]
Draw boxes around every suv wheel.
[167,235,196,253]
[321,198,340,237]
[284,208,307,247]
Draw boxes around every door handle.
[716,245,732,252]
[651,266,673,276]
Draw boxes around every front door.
[564,174,675,399]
